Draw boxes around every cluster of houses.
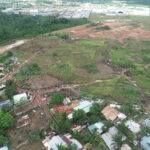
[43,97,150,150]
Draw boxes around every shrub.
[73,110,87,125]
[83,64,99,73]
[51,92,64,104]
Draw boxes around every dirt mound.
[26,75,62,89]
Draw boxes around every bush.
[51,92,64,104]
[56,33,69,39]
[100,26,111,30]
[73,110,87,125]
[83,64,99,73]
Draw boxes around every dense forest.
[0,12,88,44]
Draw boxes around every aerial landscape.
[0,0,150,150]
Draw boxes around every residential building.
[88,121,104,134]
[42,134,83,150]
[17,115,30,128]
[141,136,150,150]
[68,101,93,119]
[0,100,11,110]
[0,146,8,150]
[55,105,73,114]
[13,93,32,105]
[101,106,126,121]
[121,144,132,150]
[102,126,118,150]
[125,120,141,134]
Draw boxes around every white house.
[0,146,8,150]
[102,126,118,150]
[68,101,93,119]
[13,93,28,105]
[42,134,83,150]
[88,121,104,134]
[125,120,141,134]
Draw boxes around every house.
[0,100,11,110]
[13,93,32,105]
[141,136,150,150]
[101,106,126,121]
[55,105,73,114]
[0,84,5,91]
[88,121,104,134]
[42,134,83,150]
[0,67,4,72]
[0,146,8,150]
[17,115,30,128]
[143,119,150,128]
[63,97,71,105]
[102,126,118,150]
[68,101,93,119]
[125,120,141,134]
[121,144,132,150]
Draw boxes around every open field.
[6,16,149,105]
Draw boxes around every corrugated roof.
[141,136,150,150]
[101,106,120,121]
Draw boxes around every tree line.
[0,12,88,44]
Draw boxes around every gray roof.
[141,136,150,150]
[0,100,11,109]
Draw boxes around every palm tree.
[112,134,124,150]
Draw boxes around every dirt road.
[0,39,33,54]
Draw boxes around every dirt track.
[0,39,33,54]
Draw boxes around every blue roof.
[0,100,11,109]
[141,136,150,150]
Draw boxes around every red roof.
[55,105,73,114]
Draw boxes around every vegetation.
[57,144,78,150]
[5,80,16,99]
[15,63,40,81]
[51,92,64,104]
[83,64,99,73]
[51,113,71,133]
[73,110,87,125]
[28,128,45,142]
[0,12,88,44]
[0,110,14,146]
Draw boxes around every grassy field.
[10,15,150,105]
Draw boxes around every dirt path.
[0,39,33,54]
[0,51,40,83]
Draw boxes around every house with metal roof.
[125,120,141,134]
[88,121,104,134]
[0,146,8,150]
[42,134,83,150]
[102,126,118,150]
[68,100,93,119]
[0,100,11,110]
[101,106,126,121]
[13,93,31,105]
[141,136,150,150]
[121,144,132,150]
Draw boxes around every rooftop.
[88,121,104,134]
[141,136,150,150]
[125,120,141,134]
